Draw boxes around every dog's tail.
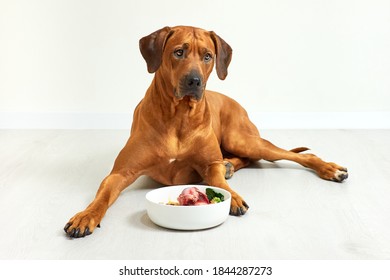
[290,147,310,153]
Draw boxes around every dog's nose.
[178,71,204,100]
[186,75,202,89]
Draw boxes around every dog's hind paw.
[332,168,349,182]
[224,161,234,179]
[318,162,348,183]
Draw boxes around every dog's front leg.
[204,162,249,216]
[64,137,149,238]
[64,171,138,238]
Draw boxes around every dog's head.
[139,26,232,101]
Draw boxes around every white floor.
[1,129,390,260]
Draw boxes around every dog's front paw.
[64,210,101,238]
[229,192,249,216]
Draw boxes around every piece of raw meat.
[177,187,210,206]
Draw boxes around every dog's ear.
[139,26,173,73]
[210,31,232,80]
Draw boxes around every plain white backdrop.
[2,2,390,271]
[1,0,390,128]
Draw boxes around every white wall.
[1,0,389,128]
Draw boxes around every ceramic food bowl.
[145,185,231,230]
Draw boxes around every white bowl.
[145,185,231,230]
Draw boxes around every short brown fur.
[64,26,348,238]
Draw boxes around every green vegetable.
[206,188,224,203]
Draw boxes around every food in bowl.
[177,187,210,205]
[171,187,225,206]
[145,185,231,230]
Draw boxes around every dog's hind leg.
[254,138,348,182]
[224,134,348,182]
[223,157,251,179]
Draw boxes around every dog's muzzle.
[175,71,204,101]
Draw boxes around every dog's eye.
[204,53,212,62]
[174,49,184,58]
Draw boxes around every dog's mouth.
[174,88,204,102]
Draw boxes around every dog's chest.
[161,129,195,160]
[146,130,203,185]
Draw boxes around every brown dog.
[64,26,348,238]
